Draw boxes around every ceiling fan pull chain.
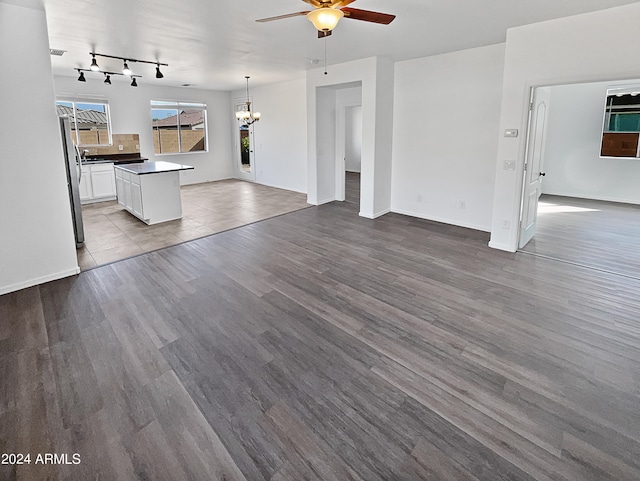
[324,36,328,75]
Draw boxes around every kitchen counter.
[114,161,194,225]
[115,160,194,175]
[84,156,148,165]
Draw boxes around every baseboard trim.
[391,207,491,233]
[359,208,391,219]
[316,197,335,206]
[0,266,80,296]
[488,240,516,252]
[542,191,640,206]
[255,180,307,195]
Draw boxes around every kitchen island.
[114,161,194,225]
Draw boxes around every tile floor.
[77,179,309,270]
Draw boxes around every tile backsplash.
[84,134,140,156]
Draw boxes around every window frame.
[56,97,113,147]
[150,100,208,155]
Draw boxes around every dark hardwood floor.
[521,194,640,279]
[1,199,640,480]
[345,171,361,206]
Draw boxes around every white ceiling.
[45,0,640,91]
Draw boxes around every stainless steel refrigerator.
[59,116,85,247]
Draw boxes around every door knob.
[539,172,546,176]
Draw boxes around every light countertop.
[114,161,194,175]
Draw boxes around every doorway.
[235,99,256,182]
[518,80,640,279]
[344,104,362,207]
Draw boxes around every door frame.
[233,97,256,182]
[335,100,363,203]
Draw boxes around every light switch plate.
[504,129,518,137]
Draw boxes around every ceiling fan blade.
[256,11,311,22]
[318,29,332,38]
[341,7,396,25]
[302,0,324,7]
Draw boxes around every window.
[56,99,112,146]
[151,101,207,154]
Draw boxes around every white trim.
[541,191,640,206]
[488,240,516,252]
[316,197,335,205]
[0,267,80,296]
[359,208,390,219]
[254,180,307,195]
[391,207,491,233]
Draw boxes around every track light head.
[155,65,164,79]
[130,77,138,87]
[122,61,132,76]
[77,71,86,82]
[90,54,100,71]
[104,74,111,85]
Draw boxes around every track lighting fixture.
[85,52,167,79]
[90,54,100,71]
[77,52,168,86]
[75,68,138,86]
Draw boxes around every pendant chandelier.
[235,76,261,126]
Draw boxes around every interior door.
[519,87,550,248]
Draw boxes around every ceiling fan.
[256,0,396,38]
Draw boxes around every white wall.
[232,77,307,193]
[345,106,362,173]
[490,2,640,251]
[542,81,640,204]
[307,56,394,218]
[0,0,79,295]
[391,44,506,232]
[54,75,235,185]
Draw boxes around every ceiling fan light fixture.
[122,61,132,76]
[307,7,343,32]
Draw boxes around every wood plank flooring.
[1,199,640,480]
[521,194,640,279]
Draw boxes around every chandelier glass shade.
[236,76,261,126]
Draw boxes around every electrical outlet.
[118,145,124,151]
[135,144,140,149]
[458,200,466,209]
[417,194,422,203]
[503,160,515,171]
[502,220,511,229]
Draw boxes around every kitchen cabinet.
[80,162,117,203]
[114,161,194,225]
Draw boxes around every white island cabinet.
[114,161,194,225]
